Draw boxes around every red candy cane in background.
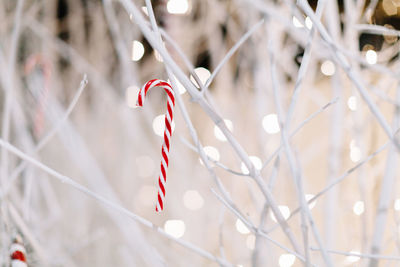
[136,79,175,212]
[10,234,28,267]
[24,54,51,138]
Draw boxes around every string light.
[345,251,361,263]
[167,76,187,95]
[365,50,377,65]
[292,16,304,28]
[321,60,335,76]
[270,206,291,222]
[241,156,262,174]
[262,114,280,134]
[214,119,233,142]
[305,194,317,210]
[164,220,186,238]
[199,146,220,165]
[235,219,250,234]
[279,254,295,267]
[353,201,365,216]
[167,0,189,15]
[190,67,211,88]
[347,96,357,111]
[153,114,176,137]
[131,40,145,61]
[350,140,361,163]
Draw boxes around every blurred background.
[1,0,400,266]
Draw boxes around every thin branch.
[0,139,234,267]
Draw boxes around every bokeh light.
[279,254,295,267]
[235,219,250,234]
[321,60,335,76]
[262,114,280,134]
[214,119,233,142]
[152,114,176,137]
[167,0,189,15]
[131,40,145,61]
[353,201,365,216]
[164,220,186,238]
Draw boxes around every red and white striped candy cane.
[136,79,175,212]
[10,235,27,267]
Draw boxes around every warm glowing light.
[167,0,189,15]
[199,146,220,165]
[350,140,361,163]
[353,201,365,216]
[305,16,312,29]
[152,114,176,137]
[321,60,335,76]
[183,190,204,210]
[347,96,357,111]
[235,219,250,234]
[125,86,140,108]
[132,41,145,61]
[137,185,157,206]
[214,119,233,142]
[279,254,296,267]
[190,67,211,87]
[365,50,377,65]
[135,155,155,177]
[383,0,397,16]
[345,251,361,263]
[164,220,186,238]
[270,206,291,222]
[262,114,280,134]
[167,77,186,95]
[305,194,316,210]
[394,199,400,211]
[241,156,262,174]
[204,146,220,161]
[292,16,304,28]
[246,235,256,250]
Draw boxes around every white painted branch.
[0,139,234,267]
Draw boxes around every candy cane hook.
[10,234,28,267]
[136,79,175,212]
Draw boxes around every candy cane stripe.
[162,150,168,165]
[10,235,27,267]
[136,79,175,212]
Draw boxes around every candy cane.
[10,234,27,267]
[136,79,175,212]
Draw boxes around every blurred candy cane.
[136,79,175,212]
[10,234,27,267]
[25,54,51,138]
